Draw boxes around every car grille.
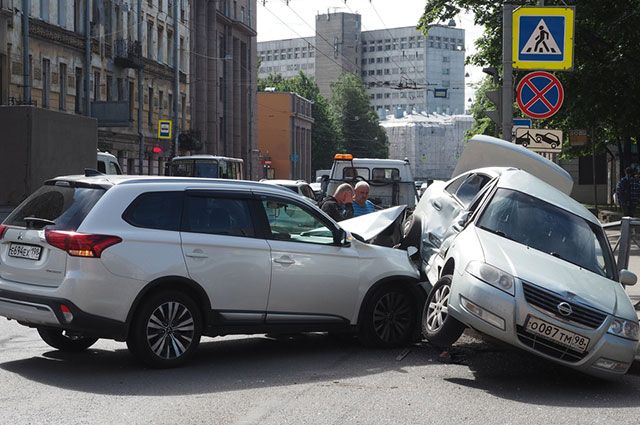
[522,282,607,329]
[516,325,587,363]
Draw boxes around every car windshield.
[476,188,615,279]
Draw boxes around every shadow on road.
[0,333,442,396]
[443,337,640,408]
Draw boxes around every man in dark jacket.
[616,167,640,217]
[319,183,354,222]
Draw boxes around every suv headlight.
[608,317,640,341]
[466,261,515,296]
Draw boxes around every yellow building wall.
[257,92,292,179]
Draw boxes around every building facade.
[190,0,258,179]
[258,12,465,115]
[1,0,191,175]
[257,92,313,182]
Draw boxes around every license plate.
[8,243,42,260]
[526,316,590,353]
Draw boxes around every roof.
[261,179,309,186]
[335,158,409,167]
[498,169,598,224]
[171,155,244,162]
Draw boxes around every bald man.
[319,183,354,222]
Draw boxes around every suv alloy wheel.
[127,290,203,368]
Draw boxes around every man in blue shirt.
[352,181,377,217]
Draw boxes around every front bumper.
[448,272,639,377]
[0,288,127,340]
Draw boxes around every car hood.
[340,206,406,243]
[475,227,621,315]
[453,135,573,195]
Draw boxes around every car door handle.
[432,200,442,211]
[273,256,295,265]
[186,252,209,259]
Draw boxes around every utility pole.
[84,0,91,115]
[137,0,144,174]
[22,0,30,103]
[501,3,514,141]
[172,0,179,157]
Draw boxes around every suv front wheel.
[359,285,416,347]
[127,290,202,368]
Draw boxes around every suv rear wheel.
[37,328,98,352]
[127,290,202,368]
[359,285,416,347]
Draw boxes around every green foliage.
[258,72,343,170]
[329,73,389,158]
[465,76,499,139]
[418,0,640,166]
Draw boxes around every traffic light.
[482,67,502,134]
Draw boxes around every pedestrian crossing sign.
[512,6,575,71]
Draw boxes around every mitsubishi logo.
[557,302,573,317]
[17,232,24,241]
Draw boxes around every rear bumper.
[0,288,127,340]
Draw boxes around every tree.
[258,72,342,170]
[329,73,389,158]
[418,0,640,172]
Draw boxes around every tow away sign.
[513,7,575,70]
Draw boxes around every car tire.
[399,214,421,250]
[522,141,528,147]
[37,328,98,352]
[535,135,542,143]
[422,275,465,348]
[550,143,557,149]
[359,285,417,348]
[127,290,202,368]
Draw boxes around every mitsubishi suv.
[0,175,422,367]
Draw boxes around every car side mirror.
[407,246,418,257]
[619,269,637,286]
[453,211,471,231]
[333,228,346,245]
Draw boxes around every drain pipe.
[22,0,30,103]
[84,0,91,115]
[137,0,144,174]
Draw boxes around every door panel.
[180,195,271,320]
[260,199,360,323]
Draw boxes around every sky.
[256,0,486,105]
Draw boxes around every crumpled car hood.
[475,227,620,315]
[340,206,406,243]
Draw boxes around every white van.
[97,151,122,175]
[325,154,416,208]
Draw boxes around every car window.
[107,161,121,175]
[123,191,183,231]
[477,188,615,279]
[445,174,466,195]
[372,168,400,181]
[97,161,106,173]
[343,167,370,180]
[182,195,254,237]
[455,173,492,207]
[261,200,334,245]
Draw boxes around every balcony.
[0,0,14,17]
[114,39,143,69]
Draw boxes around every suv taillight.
[0,224,7,240]
[45,230,122,258]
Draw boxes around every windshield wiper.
[550,252,563,260]
[478,225,507,238]
[24,217,56,229]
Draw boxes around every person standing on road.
[352,181,377,217]
[616,167,640,217]
[319,183,354,222]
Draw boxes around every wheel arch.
[356,275,425,327]
[439,258,455,279]
[124,276,211,335]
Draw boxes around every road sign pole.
[502,3,514,141]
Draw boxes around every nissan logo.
[557,302,573,317]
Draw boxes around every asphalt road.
[1,319,640,425]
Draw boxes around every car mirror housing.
[619,269,637,286]
[333,228,346,245]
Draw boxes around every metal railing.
[603,217,640,272]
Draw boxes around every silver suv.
[0,175,422,367]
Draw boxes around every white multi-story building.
[258,12,465,115]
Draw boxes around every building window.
[168,92,173,116]
[158,90,164,119]
[117,77,124,101]
[167,30,174,66]
[180,37,185,70]
[443,56,450,63]
[157,27,164,63]
[74,0,82,33]
[74,67,83,113]
[93,70,100,101]
[59,63,67,110]
[40,0,49,21]
[181,94,186,129]
[106,75,114,101]
[240,6,245,23]
[129,80,135,120]
[148,87,153,127]
[57,0,66,27]
[158,0,163,13]
[41,59,50,108]
[147,21,154,58]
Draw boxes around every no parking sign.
[516,71,564,120]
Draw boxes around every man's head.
[333,183,354,205]
[354,181,370,204]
